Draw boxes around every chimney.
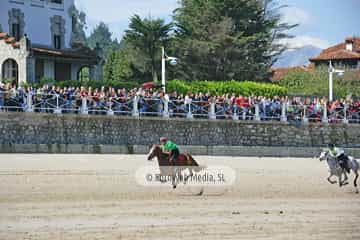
[345,37,354,51]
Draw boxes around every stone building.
[0,0,103,85]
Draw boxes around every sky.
[74,0,360,50]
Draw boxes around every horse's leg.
[354,172,359,188]
[338,172,349,187]
[171,169,177,189]
[183,167,194,185]
[341,172,349,186]
[171,167,181,189]
[338,173,343,187]
[172,175,177,189]
[327,173,336,184]
[159,167,167,183]
[354,171,359,194]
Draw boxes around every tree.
[103,47,133,82]
[172,0,297,81]
[103,39,153,83]
[87,22,120,58]
[124,15,174,82]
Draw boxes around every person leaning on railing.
[1,83,360,123]
[0,82,5,110]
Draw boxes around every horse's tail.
[353,159,359,188]
[348,157,359,170]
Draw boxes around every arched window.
[2,59,19,86]
[78,66,90,82]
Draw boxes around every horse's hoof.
[173,185,177,189]
[339,182,349,187]
[197,188,204,196]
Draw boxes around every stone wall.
[0,113,359,156]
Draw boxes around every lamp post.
[161,47,178,93]
[328,60,344,102]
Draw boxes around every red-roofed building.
[269,66,313,82]
[310,37,360,69]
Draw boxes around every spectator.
[0,82,5,111]
[0,82,358,124]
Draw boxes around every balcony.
[31,0,44,7]
[9,0,25,4]
[49,0,64,11]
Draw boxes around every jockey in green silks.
[160,137,179,165]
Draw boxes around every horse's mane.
[152,144,169,157]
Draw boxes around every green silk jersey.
[162,140,178,151]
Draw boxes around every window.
[72,16,76,33]
[11,23,20,41]
[51,17,64,49]
[51,0,62,4]
[2,59,19,86]
[53,21,62,49]
[8,9,24,40]
[54,35,61,49]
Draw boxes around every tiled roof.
[1,32,98,62]
[310,37,360,61]
[270,66,312,81]
[310,49,360,61]
[0,32,20,49]
[31,44,98,62]
[0,32,8,38]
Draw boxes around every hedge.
[167,80,287,97]
[20,78,287,97]
[279,67,360,98]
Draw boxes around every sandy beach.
[0,154,359,240]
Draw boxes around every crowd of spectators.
[0,82,359,123]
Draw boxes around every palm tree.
[124,15,173,82]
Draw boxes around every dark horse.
[147,144,203,188]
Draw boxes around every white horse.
[319,150,359,193]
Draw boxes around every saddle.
[338,155,351,173]
[170,153,192,165]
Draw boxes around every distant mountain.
[274,45,322,67]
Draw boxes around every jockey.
[328,143,350,173]
[160,137,179,165]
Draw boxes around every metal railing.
[1,90,360,124]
